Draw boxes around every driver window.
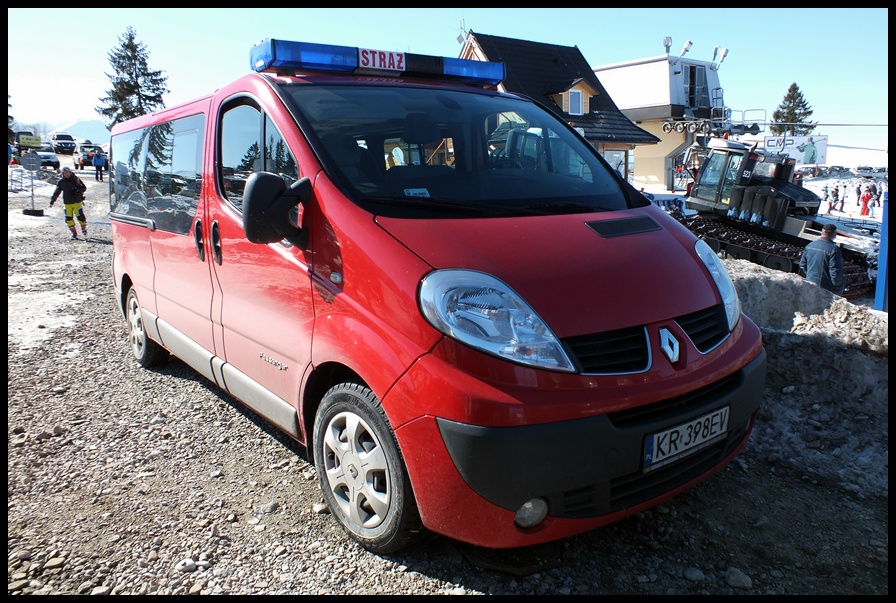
[220,103,261,212]
[695,152,727,202]
[219,103,299,213]
[719,155,742,205]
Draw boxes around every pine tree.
[769,83,816,136]
[96,27,169,128]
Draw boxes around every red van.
[109,39,766,554]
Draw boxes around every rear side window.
[110,114,205,234]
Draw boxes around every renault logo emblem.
[659,328,680,364]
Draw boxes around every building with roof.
[593,38,766,192]
[459,31,660,181]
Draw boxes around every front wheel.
[313,382,423,554]
[125,287,169,367]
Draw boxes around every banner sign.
[763,135,828,166]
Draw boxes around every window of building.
[568,89,583,116]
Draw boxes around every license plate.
[643,406,729,472]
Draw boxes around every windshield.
[280,83,633,217]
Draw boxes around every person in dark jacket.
[798,223,844,295]
[50,166,89,240]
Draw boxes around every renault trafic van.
[109,38,766,554]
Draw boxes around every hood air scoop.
[586,216,661,238]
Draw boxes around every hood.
[376,205,721,338]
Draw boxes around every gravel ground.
[8,167,888,595]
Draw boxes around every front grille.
[562,304,730,375]
[562,326,649,374]
[676,304,729,353]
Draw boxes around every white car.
[33,144,61,171]
[855,166,874,178]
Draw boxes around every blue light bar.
[250,39,505,87]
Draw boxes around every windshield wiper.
[518,202,607,215]
[365,195,488,215]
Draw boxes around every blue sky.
[8,8,888,165]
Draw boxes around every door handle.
[211,220,223,265]
[194,219,205,262]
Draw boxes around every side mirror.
[243,172,311,246]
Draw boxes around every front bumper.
[439,348,765,516]
[388,340,766,549]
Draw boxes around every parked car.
[795,165,818,178]
[50,132,77,155]
[872,167,888,178]
[34,144,61,170]
[855,166,874,178]
[74,143,104,170]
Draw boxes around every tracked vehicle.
[680,137,875,299]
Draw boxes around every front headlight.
[694,239,741,331]
[419,269,575,372]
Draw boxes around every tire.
[313,382,423,554]
[125,287,169,368]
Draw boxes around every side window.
[719,155,742,205]
[220,101,299,214]
[263,115,299,186]
[695,152,727,202]
[220,103,262,212]
[111,115,204,230]
[110,128,148,217]
[143,114,204,234]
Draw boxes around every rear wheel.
[313,382,423,554]
[125,287,169,367]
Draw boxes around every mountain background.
[57,120,112,146]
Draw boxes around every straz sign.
[358,49,405,73]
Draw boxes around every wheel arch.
[117,273,134,318]
[300,362,365,463]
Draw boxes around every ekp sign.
[763,135,828,165]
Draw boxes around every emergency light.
[250,38,505,87]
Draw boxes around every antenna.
[456,18,467,45]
